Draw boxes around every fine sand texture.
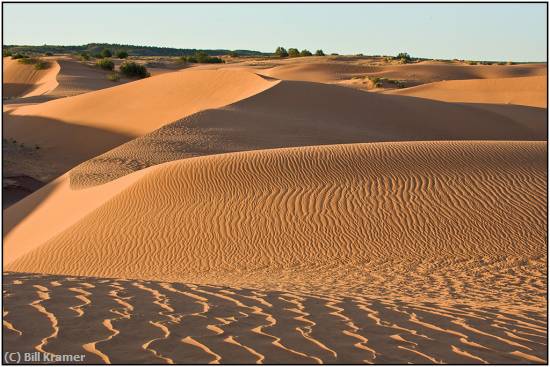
[5,142,546,298]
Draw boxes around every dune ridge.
[3,69,278,183]
[6,141,546,307]
[3,57,60,99]
[68,80,547,188]
[386,75,547,108]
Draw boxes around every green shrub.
[229,51,239,57]
[274,46,288,58]
[288,48,300,57]
[356,53,364,57]
[80,52,90,61]
[331,53,339,56]
[34,59,50,70]
[315,49,325,56]
[300,49,313,57]
[181,52,224,64]
[119,61,150,78]
[101,49,112,58]
[467,60,477,65]
[96,58,114,71]
[3,50,12,57]
[17,57,49,69]
[44,52,53,56]
[395,52,412,63]
[116,51,129,59]
[107,72,120,82]
[93,53,104,59]
[11,53,28,60]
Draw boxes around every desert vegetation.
[181,51,224,64]
[17,57,51,70]
[96,58,114,71]
[119,61,150,78]
[116,50,129,59]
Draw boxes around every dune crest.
[3,57,60,99]
[386,75,547,108]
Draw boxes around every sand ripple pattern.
[3,273,547,364]
[8,141,547,307]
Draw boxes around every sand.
[3,69,276,183]
[387,75,547,108]
[2,56,547,363]
[3,57,60,99]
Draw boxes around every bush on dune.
[80,52,91,61]
[116,51,129,59]
[17,57,51,70]
[101,49,112,58]
[315,49,325,56]
[181,51,224,64]
[11,53,28,60]
[96,58,114,71]
[288,48,300,57]
[300,49,313,57]
[395,52,412,63]
[274,46,288,57]
[119,61,150,78]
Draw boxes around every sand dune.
[5,142,546,304]
[3,57,60,99]
[262,60,546,85]
[387,75,547,108]
[69,80,546,187]
[3,69,277,182]
[3,272,547,364]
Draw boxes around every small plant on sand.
[79,52,90,61]
[96,58,114,71]
[274,46,288,58]
[17,57,50,70]
[288,48,300,57]
[300,49,313,57]
[3,50,12,57]
[11,53,28,60]
[467,60,478,65]
[33,59,50,70]
[315,49,325,56]
[331,53,339,56]
[101,49,113,58]
[229,51,239,58]
[44,52,53,56]
[107,72,121,82]
[116,51,129,59]
[119,61,150,78]
[35,145,40,150]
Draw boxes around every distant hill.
[3,43,271,57]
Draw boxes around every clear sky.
[3,3,547,61]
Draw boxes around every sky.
[3,3,547,62]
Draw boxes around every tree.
[116,50,129,59]
[300,49,313,57]
[315,49,325,56]
[288,48,300,57]
[396,52,411,63]
[101,49,112,58]
[275,46,288,57]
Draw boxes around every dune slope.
[69,80,547,188]
[3,69,277,182]
[387,75,547,108]
[3,57,60,98]
[6,141,546,306]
